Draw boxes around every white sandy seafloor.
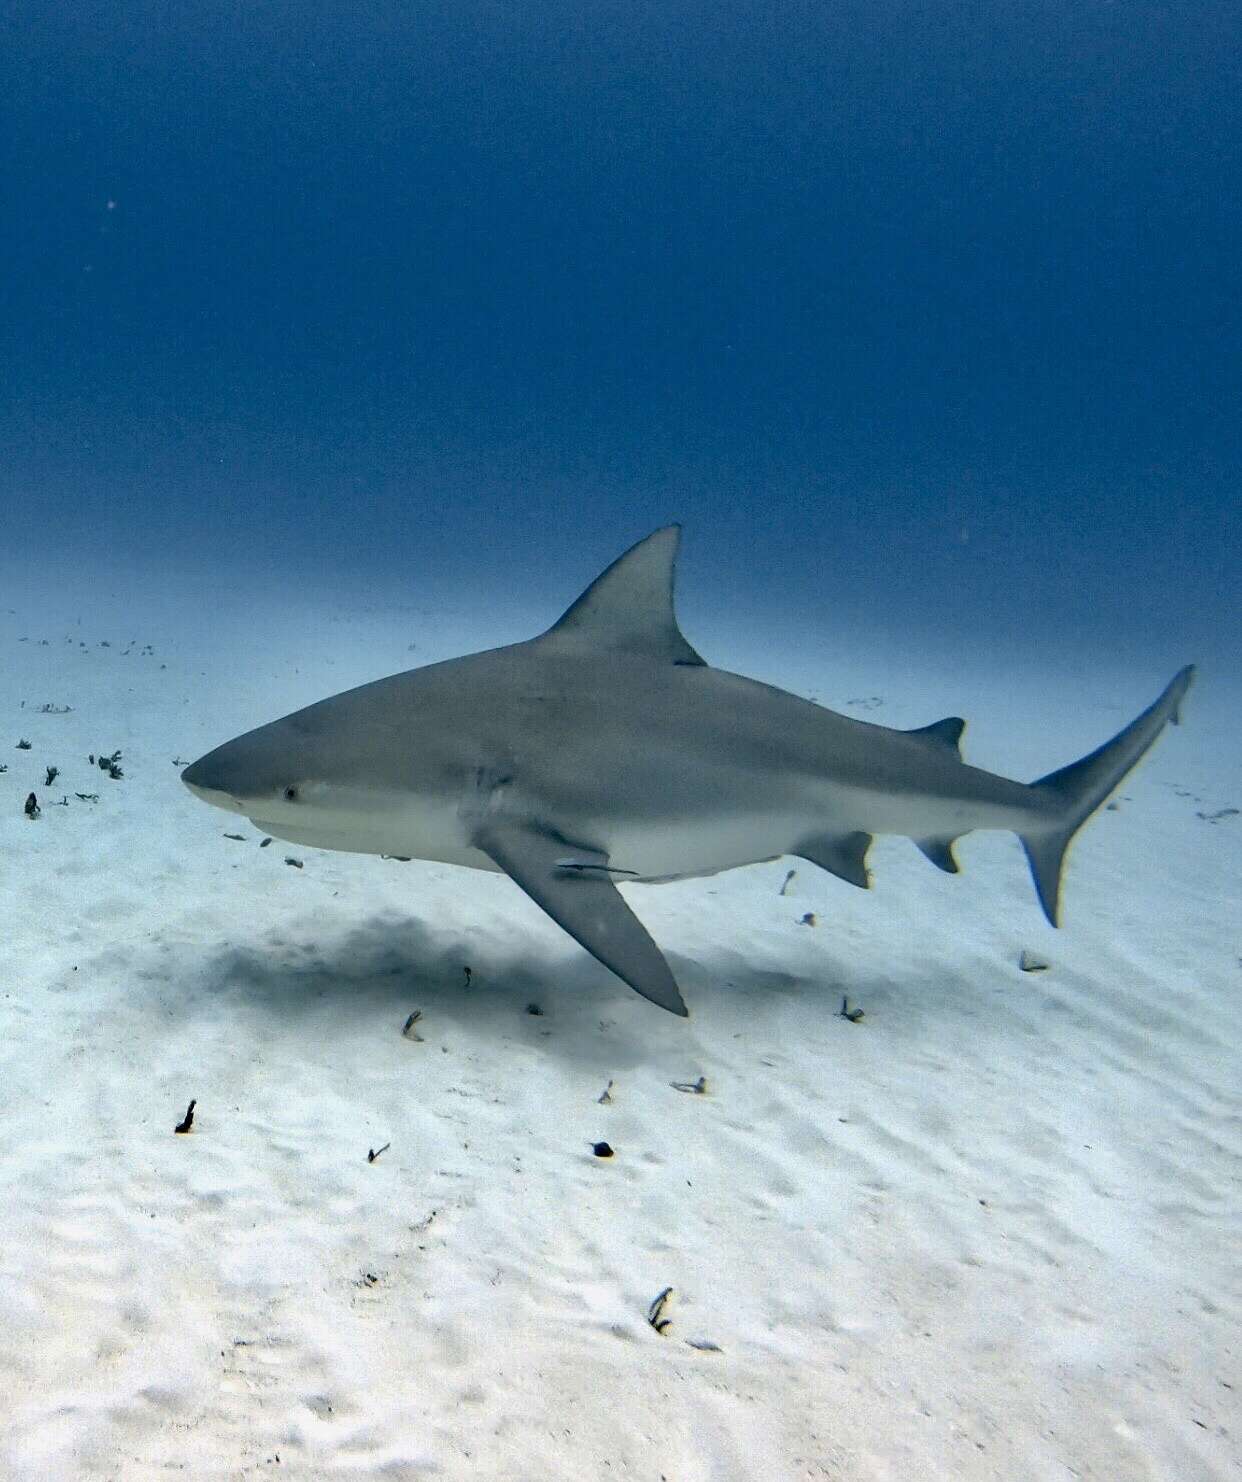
[0,553,1237,1482]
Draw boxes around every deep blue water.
[2,3,1237,667]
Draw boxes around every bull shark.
[182,527,1193,1016]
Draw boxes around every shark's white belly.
[247,768,1022,884]
[247,794,499,869]
[249,791,809,883]
[601,813,798,881]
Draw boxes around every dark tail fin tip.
[1169,663,1195,724]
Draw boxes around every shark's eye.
[284,785,299,802]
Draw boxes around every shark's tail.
[1020,665,1195,926]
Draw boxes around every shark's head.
[181,694,415,851]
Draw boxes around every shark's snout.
[180,755,210,791]
[181,749,249,814]
[182,719,323,821]
[181,750,228,795]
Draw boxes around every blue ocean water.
[3,13,1240,1478]
[1,3,1236,676]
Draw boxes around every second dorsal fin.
[536,526,706,666]
[907,716,966,756]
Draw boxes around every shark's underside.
[183,528,1194,1016]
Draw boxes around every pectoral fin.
[473,820,689,1017]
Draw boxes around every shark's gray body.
[183,527,1193,1016]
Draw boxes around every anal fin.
[916,836,961,874]
[795,831,873,889]
[473,819,689,1016]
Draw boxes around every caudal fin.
[1020,665,1195,926]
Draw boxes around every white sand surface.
[0,557,1237,1480]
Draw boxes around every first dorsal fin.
[908,716,966,756]
[536,526,706,666]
